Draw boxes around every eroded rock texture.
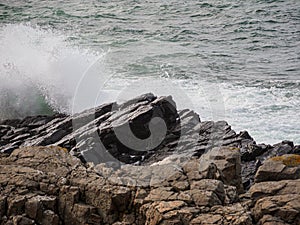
[0,94,299,224]
[1,146,299,224]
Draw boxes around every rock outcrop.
[0,93,299,224]
[1,146,299,224]
[248,155,300,225]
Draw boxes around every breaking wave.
[0,24,105,120]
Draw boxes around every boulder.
[200,146,243,193]
[249,180,300,199]
[253,194,300,224]
[255,154,300,182]
[248,179,300,224]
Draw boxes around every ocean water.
[0,0,299,144]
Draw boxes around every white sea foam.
[0,24,106,119]
[183,80,300,144]
[0,24,298,145]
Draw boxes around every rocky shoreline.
[0,93,299,225]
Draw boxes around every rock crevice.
[0,94,299,224]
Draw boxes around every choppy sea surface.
[0,0,299,144]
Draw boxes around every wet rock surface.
[0,93,299,224]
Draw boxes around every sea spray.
[0,23,105,119]
[0,19,299,144]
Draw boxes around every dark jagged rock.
[0,93,299,224]
[0,93,299,185]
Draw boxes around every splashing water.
[0,23,299,145]
[0,24,105,119]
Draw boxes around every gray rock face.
[1,94,298,181]
[0,93,299,224]
[1,94,299,187]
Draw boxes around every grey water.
[0,0,299,144]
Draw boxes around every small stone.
[172,181,189,192]
[7,195,26,216]
[190,190,222,207]
[12,215,35,225]
[191,214,223,224]
[0,196,7,217]
[156,201,186,214]
[41,210,59,225]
